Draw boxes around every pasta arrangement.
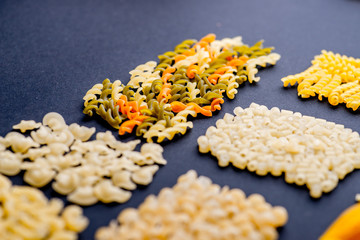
[0,174,88,240]
[95,170,288,240]
[198,103,360,198]
[0,112,166,206]
[83,34,281,143]
[282,50,360,110]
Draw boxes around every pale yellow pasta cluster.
[198,103,360,198]
[0,174,88,240]
[0,112,166,206]
[95,170,288,240]
[282,50,360,110]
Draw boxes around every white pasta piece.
[24,167,56,187]
[111,170,137,190]
[111,80,124,102]
[68,123,95,141]
[198,103,360,198]
[12,120,41,133]
[4,132,39,153]
[52,170,80,195]
[45,129,74,146]
[0,112,166,206]
[43,112,67,132]
[0,174,88,238]
[95,170,287,240]
[356,193,360,202]
[140,143,167,165]
[68,186,98,206]
[83,83,103,107]
[61,205,89,232]
[31,125,52,144]
[94,180,132,203]
[131,165,159,185]
[0,151,22,176]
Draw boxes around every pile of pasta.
[0,174,88,239]
[282,50,360,110]
[0,112,166,206]
[198,103,360,198]
[95,170,288,240]
[83,33,281,143]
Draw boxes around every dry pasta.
[198,103,360,198]
[95,170,288,240]
[0,174,88,240]
[282,50,360,110]
[0,112,166,206]
[83,34,281,143]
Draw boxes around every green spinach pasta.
[83,34,281,142]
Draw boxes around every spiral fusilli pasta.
[84,34,281,142]
[282,50,360,110]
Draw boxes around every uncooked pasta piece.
[282,50,360,111]
[0,174,88,240]
[198,103,360,198]
[0,112,166,206]
[83,34,281,143]
[95,170,288,240]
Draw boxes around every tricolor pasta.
[95,170,288,240]
[83,34,281,143]
[0,174,88,240]
[0,112,166,206]
[282,50,360,110]
[198,103,360,198]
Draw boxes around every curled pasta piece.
[12,120,41,133]
[68,123,95,142]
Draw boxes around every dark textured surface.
[1,0,360,239]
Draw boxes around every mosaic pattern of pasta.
[83,34,281,143]
[282,50,360,111]
[198,103,360,198]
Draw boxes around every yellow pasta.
[95,170,288,240]
[0,174,88,239]
[282,50,360,110]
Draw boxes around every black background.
[1,0,360,239]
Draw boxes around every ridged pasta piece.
[282,50,360,110]
[84,34,281,142]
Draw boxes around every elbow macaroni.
[198,103,360,198]
[0,112,166,206]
